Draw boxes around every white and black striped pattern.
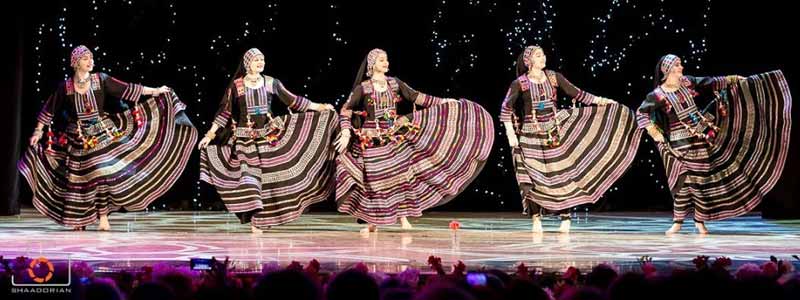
[200,110,338,228]
[657,71,791,221]
[512,104,642,212]
[336,100,494,225]
[18,91,197,227]
[120,82,143,103]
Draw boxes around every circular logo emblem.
[27,257,54,283]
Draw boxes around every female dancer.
[19,45,197,230]
[198,48,337,233]
[638,54,790,234]
[335,48,494,233]
[501,45,641,234]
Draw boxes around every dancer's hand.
[507,132,519,148]
[392,116,410,129]
[595,97,616,106]
[198,136,212,150]
[315,103,336,112]
[335,131,351,153]
[153,86,171,96]
[646,125,665,143]
[727,75,747,84]
[29,131,43,146]
[650,133,665,143]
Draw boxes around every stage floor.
[1,209,799,274]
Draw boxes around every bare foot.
[557,232,571,244]
[665,222,682,235]
[695,222,709,234]
[558,219,571,234]
[532,233,543,244]
[400,217,413,230]
[98,215,110,231]
[401,233,413,247]
[531,215,543,234]
[251,225,263,234]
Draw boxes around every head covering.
[70,45,92,68]
[659,54,681,82]
[366,48,387,77]
[243,48,264,71]
[522,45,543,68]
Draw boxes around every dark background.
[3,1,797,218]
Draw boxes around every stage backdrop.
[4,1,797,218]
